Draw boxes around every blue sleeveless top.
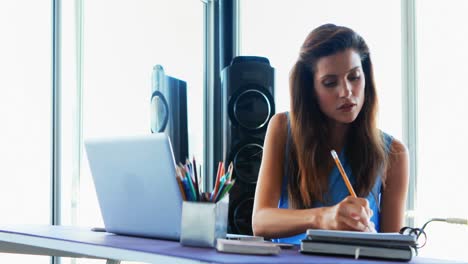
[273,112,393,244]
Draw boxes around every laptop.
[84,133,183,240]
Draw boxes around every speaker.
[150,65,188,163]
[221,56,275,235]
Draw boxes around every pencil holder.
[180,195,229,247]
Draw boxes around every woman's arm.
[252,113,321,238]
[379,139,410,232]
[252,113,373,239]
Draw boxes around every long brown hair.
[287,24,388,209]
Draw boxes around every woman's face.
[313,48,365,125]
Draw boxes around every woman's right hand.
[318,196,375,232]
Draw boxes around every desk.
[0,225,462,264]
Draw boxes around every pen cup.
[180,195,229,248]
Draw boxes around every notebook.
[84,133,183,240]
[306,229,416,246]
[301,241,413,261]
[301,229,416,261]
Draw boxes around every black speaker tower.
[221,56,275,235]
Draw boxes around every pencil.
[212,161,223,201]
[199,164,203,193]
[175,175,187,201]
[330,150,357,197]
[331,150,371,232]
[220,161,225,178]
[184,169,197,201]
[214,176,227,202]
[227,162,233,181]
[218,179,236,202]
[192,156,200,201]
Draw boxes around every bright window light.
[416,0,468,261]
[0,1,51,263]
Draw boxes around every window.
[0,1,51,263]
[239,0,402,139]
[74,0,204,234]
[58,1,204,263]
[416,0,468,260]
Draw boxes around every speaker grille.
[232,87,271,131]
[233,143,263,184]
[233,197,255,235]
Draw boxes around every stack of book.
[300,229,417,261]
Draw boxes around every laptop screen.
[85,133,183,240]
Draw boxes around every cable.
[446,218,468,225]
[421,218,468,232]
[400,217,468,253]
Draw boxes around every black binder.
[300,229,416,261]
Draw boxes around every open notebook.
[301,229,417,261]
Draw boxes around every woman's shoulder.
[266,112,290,142]
[390,138,408,156]
[380,131,407,155]
[269,112,289,131]
[381,133,409,191]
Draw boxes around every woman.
[252,24,409,244]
